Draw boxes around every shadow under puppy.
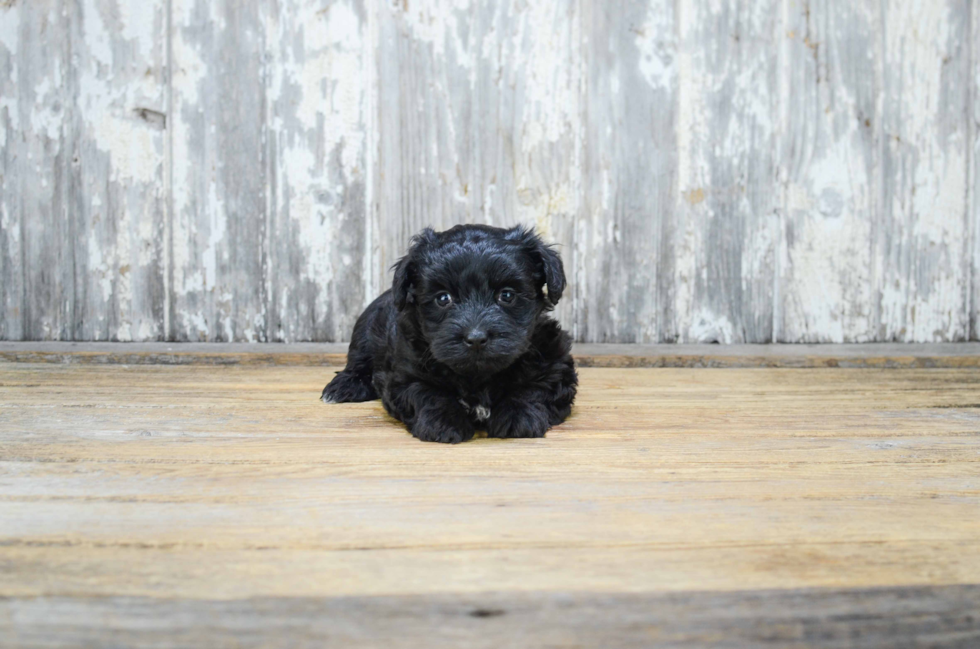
[321,224,577,443]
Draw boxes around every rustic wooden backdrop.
[1,0,978,343]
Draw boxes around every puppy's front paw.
[321,370,377,403]
[486,401,550,439]
[412,408,475,444]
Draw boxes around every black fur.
[321,224,577,444]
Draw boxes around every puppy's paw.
[412,408,475,444]
[486,401,550,439]
[321,371,378,403]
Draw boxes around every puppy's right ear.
[391,255,414,311]
[392,227,437,311]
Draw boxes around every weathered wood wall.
[1,0,978,343]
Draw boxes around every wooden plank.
[1,365,979,596]
[2,363,980,645]
[776,0,879,343]
[373,0,582,328]
[169,0,269,342]
[2,586,979,649]
[878,0,972,342]
[0,2,74,341]
[577,0,674,343]
[671,0,778,344]
[2,1,980,348]
[265,0,370,342]
[2,341,980,368]
[0,1,23,341]
[972,0,979,342]
[70,0,168,341]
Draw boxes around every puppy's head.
[392,224,565,376]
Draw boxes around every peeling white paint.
[117,0,159,48]
[78,1,165,181]
[973,0,980,341]
[3,0,978,343]
[688,308,736,344]
[203,183,227,294]
[785,133,875,342]
[287,1,364,185]
[83,0,113,66]
[169,0,219,339]
[402,0,472,64]
[777,0,880,343]
[517,2,579,151]
[0,4,20,152]
[673,1,713,342]
[266,0,369,341]
[635,1,676,91]
[170,26,207,109]
[509,0,582,277]
[68,0,169,341]
[0,4,19,56]
[30,77,63,139]
[879,0,970,341]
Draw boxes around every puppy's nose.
[463,329,489,350]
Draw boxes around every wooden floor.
[2,359,979,647]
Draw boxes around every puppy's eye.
[434,292,453,308]
[497,288,517,305]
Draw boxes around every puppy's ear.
[537,241,566,306]
[392,227,437,310]
[508,225,566,306]
[391,256,414,311]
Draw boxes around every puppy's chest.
[457,387,493,423]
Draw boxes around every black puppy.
[321,224,577,444]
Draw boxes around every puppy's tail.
[321,370,378,403]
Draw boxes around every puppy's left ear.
[538,242,566,306]
[510,226,566,306]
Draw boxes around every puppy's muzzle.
[463,328,489,350]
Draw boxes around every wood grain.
[71,0,169,342]
[578,0,674,343]
[3,586,979,649]
[265,0,369,343]
[1,362,979,647]
[971,1,979,342]
[672,0,779,344]
[777,0,879,343]
[0,1,74,341]
[0,0,25,341]
[2,0,980,344]
[169,0,270,342]
[878,0,972,343]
